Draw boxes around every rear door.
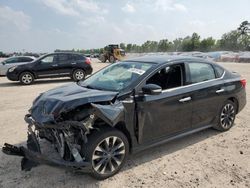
[186,61,226,128]
[35,54,59,77]
[56,54,72,76]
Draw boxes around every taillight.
[240,79,246,88]
[85,58,91,65]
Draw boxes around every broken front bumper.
[2,115,91,172]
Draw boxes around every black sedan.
[6,52,93,84]
[2,55,246,179]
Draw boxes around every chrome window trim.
[162,70,225,93]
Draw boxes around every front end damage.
[2,83,130,172]
[2,113,96,171]
[2,100,126,172]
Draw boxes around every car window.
[18,57,33,62]
[57,54,69,63]
[146,64,184,90]
[73,54,85,61]
[5,57,18,64]
[40,55,56,64]
[81,61,153,91]
[214,65,225,78]
[188,62,216,84]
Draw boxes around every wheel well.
[114,122,132,152]
[227,97,239,113]
[19,71,36,79]
[92,120,132,152]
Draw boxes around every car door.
[35,54,59,77]
[56,54,72,76]
[185,61,226,128]
[135,63,193,144]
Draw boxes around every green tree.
[191,32,201,51]
[126,44,132,52]
[181,36,192,51]
[200,37,215,52]
[219,30,240,51]
[120,43,126,50]
[158,39,169,52]
[172,38,183,51]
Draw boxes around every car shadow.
[124,128,219,170]
[0,78,73,88]
[1,127,220,187]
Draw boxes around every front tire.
[100,54,107,63]
[72,69,85,81]
[109,56,116,63]
[81,127,129,179]
[19,72,34,85]
[214,100,236,131]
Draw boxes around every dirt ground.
[0,59,249,188]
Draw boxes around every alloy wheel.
[92,136,126,175]
[75,70,84,80]
[220,103,235,129]
[21,73,33,84]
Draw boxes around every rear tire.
[100,54,107,63]
[213,100,236,131]
[109,56,116,63]
[19,72,34,85]
[81,127,129,180]
[72,69,85,81]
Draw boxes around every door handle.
[52,64,58,67]
[179,97,191,103]
[71,63,76,65]
[216,88,225,94]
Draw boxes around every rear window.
[72,54,85,61]
[214,65,225,78]
[57,54,69,62]
[188,62,216,84]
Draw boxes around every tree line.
[80,21,250,54]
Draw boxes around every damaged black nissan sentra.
[2,55,246,179]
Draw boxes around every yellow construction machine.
[99,44,126,63]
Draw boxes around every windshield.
[80,61,154,91]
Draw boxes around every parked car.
[6,52,92,84]
[2,55,246,179]
[0,56,35,76]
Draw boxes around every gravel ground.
[0,60,249,188]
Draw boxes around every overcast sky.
[0,0,250,52]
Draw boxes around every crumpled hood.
[30,83,118,124]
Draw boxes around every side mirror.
[2,62,6,65]
[142,84,162,95]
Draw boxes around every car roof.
[7,56,36,59]
[51,52,84,56]
[124,55,213,64]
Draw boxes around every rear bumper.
[237,88,247,113]
[1,115,92,172]
[85,65,93,75]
